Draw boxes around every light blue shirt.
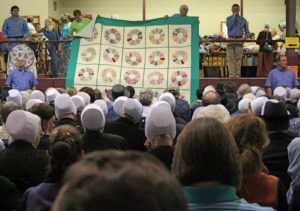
[226,15,250,38]
[2,16,29,38]
[60,23,72,49]
[172,13,183,17]
[5,68,38,91]
[183,185,275,211]
[265,67,299,91]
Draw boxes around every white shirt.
[27,23,37,35]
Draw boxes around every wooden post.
[240,0,243,16]
[143,0,146,20]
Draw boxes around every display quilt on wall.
[66,16,199,102]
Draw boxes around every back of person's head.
[139,89,153,106]
[94,89,103,100]
[237,84,251,100]
[79,87,95,103]
[56,88,67,94]
[196,88,203,100]
[0,175,21,211]
[172,117,241,188]
[224,81,237,93]
[20,91,30,109]
[0,101,19,124]
[167,87,180,99]
[125,86,135,98]
[216,81,225,95]
[67,86,78,97]
[29,103,55,133]
[202,85,216,95]
[202,90,220,106]
[49,125,82,178]
[52,151,187,211]
[226,114,269,175]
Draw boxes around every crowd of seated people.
[1,82,300,210]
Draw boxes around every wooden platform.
[0,77,268,92]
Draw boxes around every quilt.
[66,16,199,102]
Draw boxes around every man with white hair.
[5,56,38,91]
[40,18,59,77]
[172,4,189,17]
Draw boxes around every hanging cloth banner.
[66,16,199,102]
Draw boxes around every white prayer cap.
[30,90,45,102]
[71,95,85,112]
[113,96,128,116]
[54,94,77,118]
[250,96,268,115]
[192,106,205,120]
[250,86,260,94]
[290,88,300,101]
[77,92,91,105]
[123,98,143,123]
[46,88,60,104]
[145,105,176,141]
[6,110,41,146]
[238,98,251,113]
[26,99,44,111]
[151,101,172,110]
[273,86,287,100]
[159,92,176,111]
[94,100,108,116]
[6,89,22,107]
[197,104,230,123]
[256,89,266,98]
[81,104,105,131]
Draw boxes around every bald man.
[5,57,38,91]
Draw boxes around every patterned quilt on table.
[66,16,199,102]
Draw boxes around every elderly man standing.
[5,56,38,91]
[172,4,189,17]
[265,54,299,95]
[40,18,59,77]
[226,3,250,78]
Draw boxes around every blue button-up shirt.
[5,68,38,91]
[40,28,59,49]
[226,15,250,38]
[265,67,299,91]
[2,16,29,38]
